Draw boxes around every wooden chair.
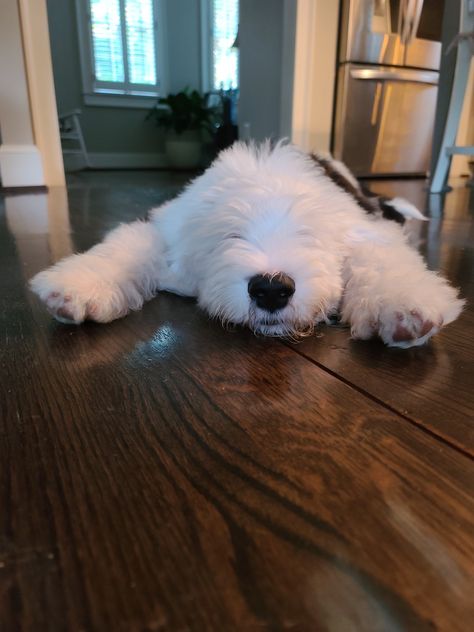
[59,109,91,170]
[430,0,474,193]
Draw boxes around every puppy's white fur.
[30,142,464,348]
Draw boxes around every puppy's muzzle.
[248,273,295,313]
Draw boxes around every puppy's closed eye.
[224,233,243,240]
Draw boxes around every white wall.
[0,0,55,186]
[291,0,339,153]
[19,0,65,186]
[0,0,64,187]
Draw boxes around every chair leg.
[430,45,472,193]
[72,114,91,169]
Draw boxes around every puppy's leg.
[341,239,464,348]
[30,221,166,324]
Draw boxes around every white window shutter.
[88,0,158,93]
[90,0,125,83]
[125,0,157,85]
[212,0,239,90]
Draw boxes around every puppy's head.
[195,192,342,338]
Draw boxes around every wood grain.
[1,173,473,631]
[293,191,474,455]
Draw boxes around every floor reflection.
[5,187,73,280]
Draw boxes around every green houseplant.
[147,88,217,168]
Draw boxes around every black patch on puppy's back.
[311,154,405,225]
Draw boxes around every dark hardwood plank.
[1,177,473,631]
[0,282,472,628]
[293,185,474,455]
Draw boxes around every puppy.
[30,142,464,348]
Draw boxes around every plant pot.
[165,130,202,169]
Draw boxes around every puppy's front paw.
[350,293,464,349]
[30,260,128,324]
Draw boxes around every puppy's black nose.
[248,273,295,312]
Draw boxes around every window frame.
[75,0,168,108]
[199,0,212,93]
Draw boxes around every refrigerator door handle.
[400,0,414,44]
[350,68,438,84]
[408,0,424,44]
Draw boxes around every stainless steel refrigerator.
[333,0,446,176]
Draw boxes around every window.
[76,0,164,107]
[211,0,239,90]
[203,0,239,92]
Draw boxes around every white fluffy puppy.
[30,142,464,348]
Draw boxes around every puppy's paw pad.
[31,273,96,324]
[381,309,442,348]
[87,303,99,317]
[56,306,75,320]
[45,292,87,324]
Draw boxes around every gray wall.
[166,0,202,93]
[238,0,291,142]
[46,0,203,155]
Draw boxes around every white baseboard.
[0,144,45,187]
[87,152,168,169]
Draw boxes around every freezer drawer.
[333,64,439,176]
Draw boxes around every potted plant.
[147,88,218,168]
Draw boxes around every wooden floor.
[1,171,473,631]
